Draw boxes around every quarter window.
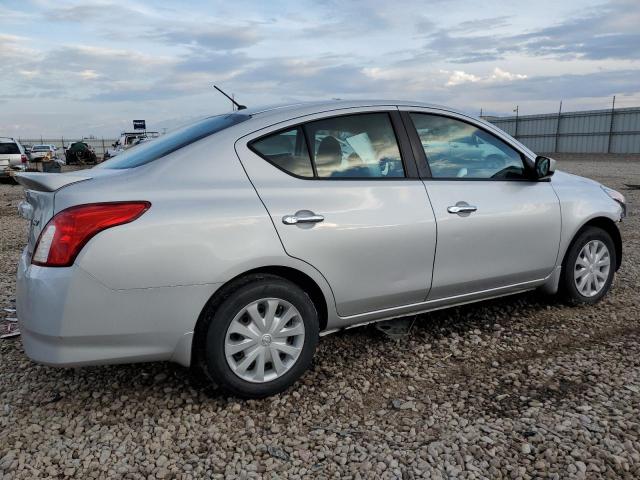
[410,113,526,179]
[250,126,313,177]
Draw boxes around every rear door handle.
[447,203,477,214]
[283,211,325,225]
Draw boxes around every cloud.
[442,68,527,86]
[492,69,639,100]
[418,0,640,63]
[449,69,640,103]
[79,69,100,80]
[450,16,511,33]
[0,5,34,22]
[144,24,261,51]
[445,70,481,86]
[489,68,527,82]
[233,58,384,96]
[46,1,261,51]
[510,0,640,60]
[420,31,507,64]
[2,0,640,136]
[0,34,38,60]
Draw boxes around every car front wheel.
[201,274,319,398]
[561,226,616,304]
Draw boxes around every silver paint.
[14,100,623,368]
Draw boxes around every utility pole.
[607,95,616,154]
[514,106,519,139]
[554,100,562,153]
[480,107,483,117]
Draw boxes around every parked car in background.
[65,141,97,165]
[0,137,29,180]
[29,145,58,162]
[103,131,160,161]
[14,100,626,398]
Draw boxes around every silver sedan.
[15,100,626,398]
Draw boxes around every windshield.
[0,143,20,154]
[97,114,250,170]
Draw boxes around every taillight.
[32,202,151,267]
[21,154,28,163]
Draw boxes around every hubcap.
[574,240,610,297]
[224,298,305,383]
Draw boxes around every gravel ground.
[1,156,639,479]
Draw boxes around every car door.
[235,108,437,317]
[401,108,561,300]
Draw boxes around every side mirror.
[534,156,556,180]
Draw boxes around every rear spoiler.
[14,172,92,192]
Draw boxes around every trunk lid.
[15,171,94,256]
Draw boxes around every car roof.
[242,99,456,118]
[0,137,18,143]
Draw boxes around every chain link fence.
[16,138,118,159]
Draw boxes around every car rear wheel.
[561,226,616,304]
[200,274,319,398]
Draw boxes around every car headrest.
[316,136,342,166]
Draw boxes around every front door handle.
[283,211,325,225]
[447,203,477,215]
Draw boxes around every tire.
[200,274,319,398]
[560,226,616,305]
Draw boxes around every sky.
[1,0,639,137]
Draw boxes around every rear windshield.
[0,143,20,154]
[97,114,250,170]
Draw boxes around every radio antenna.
[213,85,246,110]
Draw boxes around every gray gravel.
[1,155,639,479]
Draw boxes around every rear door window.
[98,114,249,169]
[0,143,20,155]
[250,112,405,179]
[306,113,405,178]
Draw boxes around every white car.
[29,145,58,161]
[0,137,29,179]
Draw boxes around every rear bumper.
[16,249,218,367]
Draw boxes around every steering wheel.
[485,154,506,171]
